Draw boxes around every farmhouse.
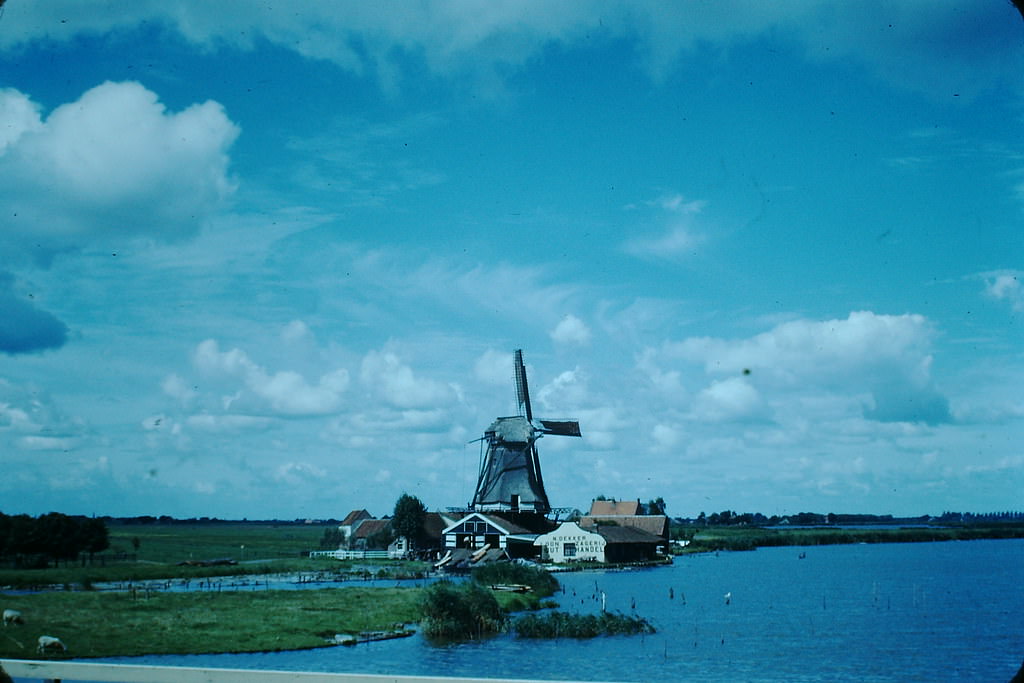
[441,512,539,559]
[338,509,373,547]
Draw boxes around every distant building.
[338,509,373,547]
[389,511,459,559]
[351,518,391,550]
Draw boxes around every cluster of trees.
[685,511,933,527]
[935,511,1024,523]
[0,512,109,568]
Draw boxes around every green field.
[105,521,326,563]
[0,522,428,589]
[0,586,422,658]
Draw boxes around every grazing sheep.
[36,635,67,654]
[1,609,23,626]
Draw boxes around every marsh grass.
[0,586,422,658]
[513,611,655,639]
[684,524,1024,553]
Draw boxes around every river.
[95,539,1023,682]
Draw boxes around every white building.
[533,521,606,563]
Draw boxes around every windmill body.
[471,350,581,515]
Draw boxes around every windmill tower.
[471,349,581,515]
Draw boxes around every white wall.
[534,522,605,563]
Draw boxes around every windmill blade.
[537,419,581,437]
[513,349,533,422]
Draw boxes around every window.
[563,542,577,557]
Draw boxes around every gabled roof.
[588,499,641,516]
[442,512,532,536]
[341,509,373,526]
[580,514,669,539]
[595,525,663,544]
[352,518,390,539]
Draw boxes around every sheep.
[2,609,23,626]
[36,635,67,655]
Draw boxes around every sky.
[0,1,1022,520]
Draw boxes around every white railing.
[2,660,618,683]
[308,549,392,560]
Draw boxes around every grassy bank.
[681,523,1024,553]
[0,586,422,658]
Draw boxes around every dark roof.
[422,512,449,540]
[341,509,373,526]
[352,518,390,539]
[580,514,669,538]
[479,514,533,535]
[595,525,663,544]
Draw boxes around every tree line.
[0,511,110,568]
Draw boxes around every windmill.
[471,349,581,515]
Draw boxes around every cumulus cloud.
[360,349,453,409]
[0,273,68,354]
[536,368,588,414]
[666,311,950,425]
[692,377,765,422]
[550,314,591,346]
[0,82,239,264]
[193,339,349,416]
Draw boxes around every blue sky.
[1,1,1021,520]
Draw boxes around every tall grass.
[513,611,654,639]
[419,581,506,640]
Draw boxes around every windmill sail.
[471,350,581,515]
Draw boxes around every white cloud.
[536,368,588,414]
[983,271,1023,312]
[692,377,764,422]
[623,192,707,260]
[6,3,1011,99]
[666,311,950,425]
[161,374,197,405]
[0,82,239,264]
[651,423,681,449]
[193,339,349,416]
[474,348,513,386]
[281,320,313,344]
[0,88,42,152]
[550,314,591,346]
[359,349,453,409]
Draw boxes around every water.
[95,540,1024,682]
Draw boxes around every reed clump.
[513,611,655,639]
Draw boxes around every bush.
[513,611,655,639]
[420,581,506,640]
